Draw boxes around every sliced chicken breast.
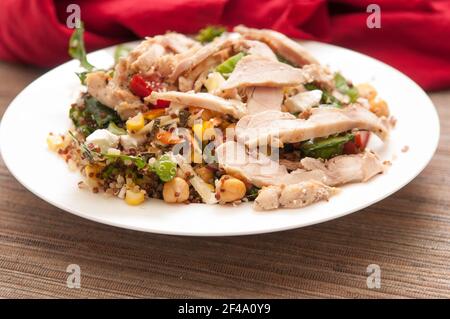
[220,55,307,90]
[301,151,384,185]
[246,87,284,114]
[216,141,384,188]
[234,25,319,66]
[236,105,389,148]
[145,91,247,119]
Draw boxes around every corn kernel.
[125,189,146,205]
[126,113,145,132]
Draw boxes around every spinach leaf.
[301,133,354,159]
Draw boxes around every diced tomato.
[355,131,370,149]
[343,141,358,154]
[343,131,371,154]
[129,74,153,97]
[154,99,171,108]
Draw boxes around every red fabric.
[1,0,450,90]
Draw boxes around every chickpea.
[163,177,190,203]
[195,166,214,184]
[369,98,390,117]
[356,83,377,100]
[216,175,246,203]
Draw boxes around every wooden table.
[0,61,449,299]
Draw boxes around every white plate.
[0,41,440,236]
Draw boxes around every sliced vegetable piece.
[196,26,225,43]
[216,52,245,76]
[152,154,177,182]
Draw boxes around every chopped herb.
[196,26,225,43]
[68,131,95,162]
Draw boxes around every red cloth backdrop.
[1,0,449,90]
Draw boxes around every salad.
[47,24,392,210]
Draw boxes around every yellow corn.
[84,164,103,179]
[46,134,64,151]
[126,113,145,132]
[125,189,146,205]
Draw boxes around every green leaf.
[84,96,121,128]
[246,187,260,201]
[114,44,132,64]
[75,71,88,85]
[216,52,245,76]
[334,72,359,103]
[196,26,225,43]
[152,154,177,182]
[68,21,95,71]
[301,133,354,159]
[304,83,341,108]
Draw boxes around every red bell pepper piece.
[129,74,170,108]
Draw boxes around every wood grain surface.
[0,61,449,299]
